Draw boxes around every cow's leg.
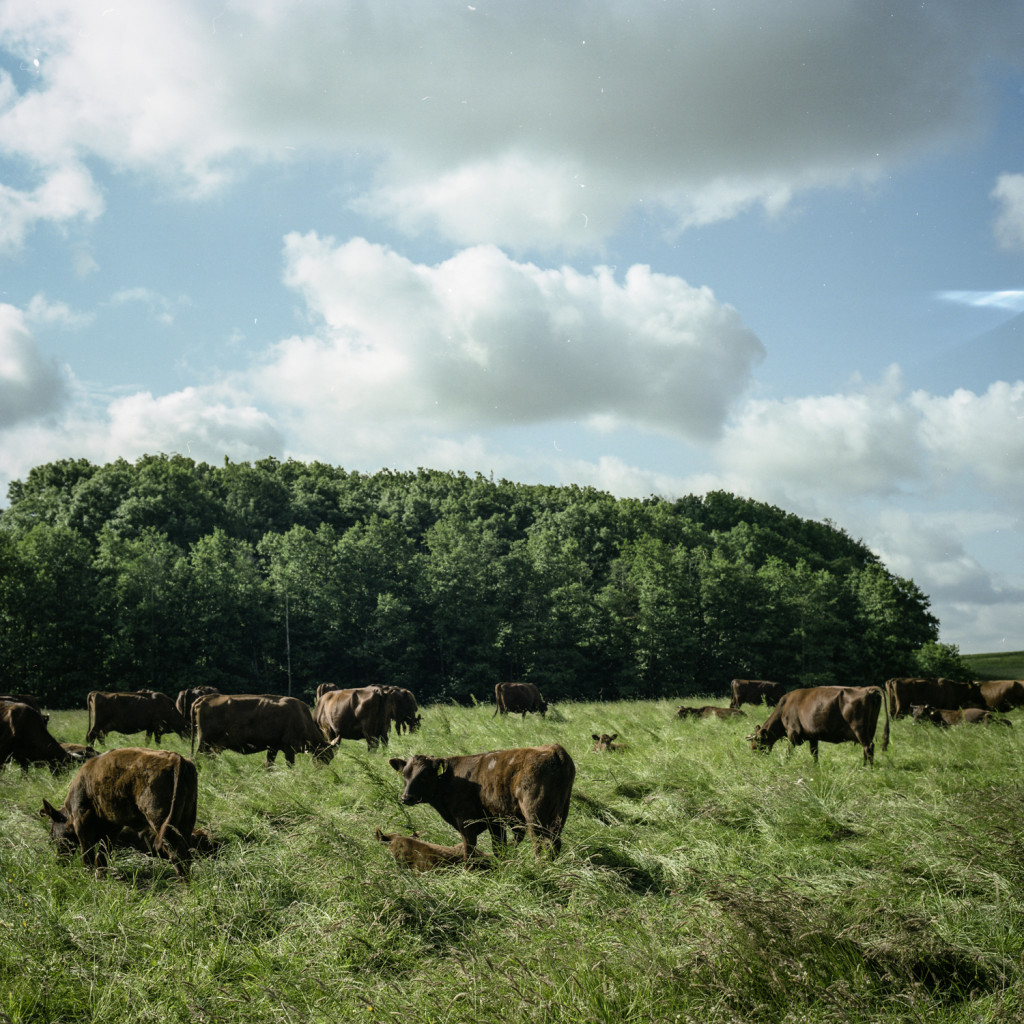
[284,747,296,766]
[265,748,277,767]
[863,740,874,766]
[76,813,108,873]
[809,740,819,761]
[485,821,507,854]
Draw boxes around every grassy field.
[962,651,1024,681]
[2,699,1024,1023]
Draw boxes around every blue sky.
[1,1,1023,653]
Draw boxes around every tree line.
[0,454,962,709]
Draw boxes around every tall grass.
[2,700,1023,1023]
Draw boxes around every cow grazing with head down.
[381,686,422,734]
[39,747,198,876]
[884,677,986,719]
[591,733,626,751]
[493,682,547,718]
[676,705,746,720]
[191,694,333,766]
[86,690,190,747]
[729,679,787,710]
[314,687,392,751]
[389,744,575,856]
[174,686,219,720]
[749,685,889,765]
[979,680,1024,713]
[1,700,81,771]
[911,704,1012,728]
[374,827,490,872]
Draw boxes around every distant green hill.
[962,650,1024,680]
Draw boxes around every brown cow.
[729,679,787,710]
[493,682,547,718]
[39,747,198,876]
[389,744,575,855]
[382,686,422,734]
[86,691,190,747]
[315,682,341,704]
[884,677,986,719]
[979,680,1024,713]
[191,694,334,766]
[749,685,889,765]
[676,705,746,720]
[591,733,626,751]
[174,686,219,720]
[0,693,47,721]
[374,828,490,872]
[314,687,392,751]
[1,701,79,771]
[911,704,1012,728]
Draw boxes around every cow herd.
[2,673,1020,878]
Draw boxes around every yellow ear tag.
[435,760,446,776]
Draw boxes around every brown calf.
[374,828,489,872]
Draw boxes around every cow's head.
[389,755,449,805]
[408,714,423,733]
[675,706,696,719]
[747,723,775,753]
[911,704,943,726]
[592,733,618,751]
[39,799,77,857]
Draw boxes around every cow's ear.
[39,799,65,823]
[374,828,386,842]
[609,734,617,742]
[592,734,600,742]
[388,758,406,773]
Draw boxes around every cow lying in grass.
[676,706,746,720]
[591,733,626,751]
[911,705,1012,728]
[374,828,489,872]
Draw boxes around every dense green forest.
[0,455,955,709]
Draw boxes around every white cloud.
[256,233,763,442]
[24,293,93,329]
[0,163,102,252]
[108,287,189,326]
[0,303,68,428]
[1,1,1020,249]
[992,173,1024,251]
[936,289,1024,312]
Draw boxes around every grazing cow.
[591,733,626,751]
[86,691,190,747]
[493,682,548,718]
[389,744,575,855]
[911,704,1012,728]
[729,679,787,710]
[382,686,422,734]
[749,685,889,765]
[191,693,334,766]
[884,677,986,719]
[979,680,1024,713]
[676,705,746,720]
[1,701,80,771]
[374,828,490,872]
[40,747,197,876]
[314,687,392,751]
[174,686,219,720]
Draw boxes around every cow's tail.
[156,754,195,875]
[876,686,890,753]
[85,691,94,746]
[190,701,198,758]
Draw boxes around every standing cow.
[40,747,198,876]
[86,691,190,747]
[191,694,334,766]
[493,682,548,718]
[979,680,1024,713]
[314,687,392,751]
[748,685,889,765]
[381,686,422,734]
[389,743,575,855]
[884,677,986,718]
[175,686,219,720]
[729,679,787,710]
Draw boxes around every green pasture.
[2,699,1023,1023]
[962,651,1024,681]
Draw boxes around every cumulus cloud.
[992,173,1024,250]
[0,303,68,428]
[0,163,102,252]
[255,233,763,441]
[1,1,1021,249]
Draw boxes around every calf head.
[389,755,450,805]
[39,800,77,857]
[911,704,945,726]
[592,733,619,751]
